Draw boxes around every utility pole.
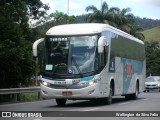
[67,0,69,15]
[101,0,103,6]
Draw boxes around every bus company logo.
[2,112,11,117]
[126,64,132,78]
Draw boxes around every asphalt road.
[0,90,160,120]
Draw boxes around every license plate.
[62,91,72,96]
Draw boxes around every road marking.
[118,102,131,105]
[83,108,100,111]
[67,107,100,111]
[142,98,149,101]
[118,98,149,106]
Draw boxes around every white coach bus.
[33,23,146,106]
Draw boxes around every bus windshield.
[43,35,99,77]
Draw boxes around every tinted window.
[110,34,145,61]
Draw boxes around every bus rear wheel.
[131,82,139,99]
[125,82,139,100]
[56,99,67,106]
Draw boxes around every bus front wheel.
[106,87,113,104]
[102,86,113,105]
[56,99,67,106]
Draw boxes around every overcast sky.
[41,0,160,20]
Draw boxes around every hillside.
[142,26,160,42]
[135,17,160,30]
[76,15,160,30]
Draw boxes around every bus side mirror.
[33,38,44,57]
[98,36,105,53]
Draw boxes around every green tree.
[85,1,108,23]
[85,2,145,41]
[85,1,115,25]
[110,8,135,32]
[145,41,160,76]
[32,11,78,39]
[0,0,49,88]
[129,23,145,40]
[50,10,78,25]
[111,8,145,40]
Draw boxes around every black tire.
[106,87,113,105]
[125,83,139,100]
[132,83,139,99]
[102,86,113,105]
[56,99,67,106]
[125,94,131,100]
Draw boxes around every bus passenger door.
[98,33,110,96]
[98,46,109,96]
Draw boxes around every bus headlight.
[89,78,98,86]
[89,81,95,86]
[41,81,51,86]
[79,80,97,86]
[79,81,89,86]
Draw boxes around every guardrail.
[0,86,41,102]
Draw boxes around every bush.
[19,93,38,101]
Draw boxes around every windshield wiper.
[72,56,83,78]
[68,43,83,78]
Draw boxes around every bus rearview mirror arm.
[33,38,44,86]
[33,38,44,57]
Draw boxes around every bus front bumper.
[40,83,100,99]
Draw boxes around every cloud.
[124,0,160,7]
[147,0,160,7]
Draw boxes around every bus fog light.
[88,89,95,94]
[93,78,98,83]
[42,90,48,95]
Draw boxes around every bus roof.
[46,23,144,44]
[46,23,106,35]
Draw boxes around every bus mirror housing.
[98,36,105,53]
[33,38,44,57]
